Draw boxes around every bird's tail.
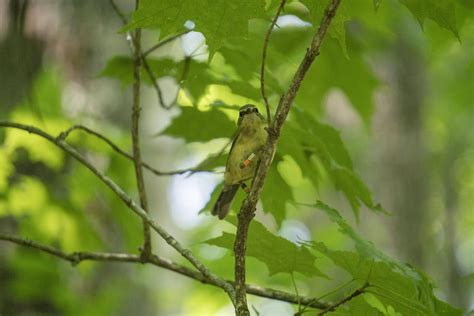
[212,184,239,219]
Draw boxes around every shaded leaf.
[331,167,382,219]
[161,106,235,142]
[311,243,463,316]
[297,38,378,125]
[98,56,135,86]
[260,156,294,225]
[99,56,214,101]
[205,218,327,278]
[300,0,350,57]
[399,0,459,39]
[280,109,381,218]
[293,107,353,170]
[122,0,267,56]
[307,201,397,268]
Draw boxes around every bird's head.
[237,104,264,127]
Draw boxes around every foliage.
[1,0,472,315]
[205,216,327,278]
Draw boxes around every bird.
[212,104,268,219]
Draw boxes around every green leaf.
[161,106,235,142]
[399,0,459,39]
[98,56,135,86]
[373,0,383,11]
[200,160,293,226]
[280,109,381,218]
[300,0,350,57]
[331,167,382,219]
[99,56,214,101]
[260,156,294,225]
[348,295,385,315]
[297,38,378,125]
[122,0,267,57]
[308,201,399,268]
[205,218,327,278]
[293,108,353,170]
[311,243,463,316]
[278,122,327,189]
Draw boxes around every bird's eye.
[253,108,258,113]
[239,112,243,117]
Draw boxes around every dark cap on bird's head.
[239,104,260,117]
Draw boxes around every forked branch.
[233,0,342,315]
[57,124,216,176]
[130,4,152,257]
[0,121,236,305]
[0,234,329,309]
[317,283,369,315]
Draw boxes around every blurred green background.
[0,0,473,315]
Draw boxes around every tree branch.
[233,1,342,315]
[142,30,190,57]
[129,2,152,257]
[108,0,183,110]
[317,283,369,315]
[0,234,329,309]
[141,55,169,108]
[260,0,286,125]
[57,125,216,176]
[0,121,236,305]
[108,0,127,25]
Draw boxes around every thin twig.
[108,0,127,24]
[317,283,369,315]
[141,54,192,109]
[57,125,216,176]
[0,234,329,309]
[299,278,355,314]
[260,0,286,125]
[142,30,190,57]
[108,0,181,110]
[233,1,342,315]
[0,121,236,305]
[291,272,302,314]
[141,55,169,108]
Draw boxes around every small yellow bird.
[212,104,268,219]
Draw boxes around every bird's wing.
[226,127,242,171]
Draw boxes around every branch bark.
[233,1,342,315]
[317,283,369,315]
[0,121,236,305]
[130,10,152,257]
[57,124,216,176]
[0,234,329,309]
[109,0,181,110]
[260,0,286,125]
